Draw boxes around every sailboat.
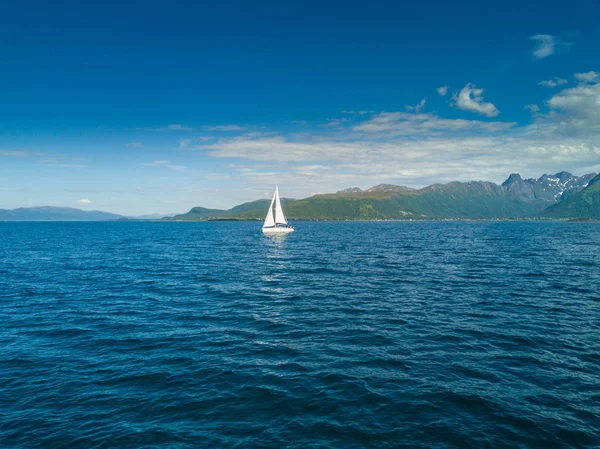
[262,186,294,234]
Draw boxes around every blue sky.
[1,0,599,215]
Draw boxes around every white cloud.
[195,80,600,198]
[141,160,186,171]
[352,111,513,134]
[138,124,192,131]
[52,164,88,168]
[202,136,333,162]
[125,142,144,148]
[574,71,599,83]
[544,81,600,134]
[524,104,540,113]
[454,83,500,117]
[323,117,351,128]
[76,199,92,205]
[198,131,600,197]
[436,86,449,96]
[141,160,170,166]
[202,125,246,131]
[291,120,308,125]
[531,34,555,59]
[126,73,600,201]
[538,78,568,88]
[179,137,214,149]
[406,98,426,113]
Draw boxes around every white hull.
[262,226,294,234]
[262,186,294,234]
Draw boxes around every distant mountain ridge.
[538,174,600,219]
[0,206,123,221]
[336,184,416,194]
[172,171,598,221]
[501,172,596,203]
[3,172,597,221]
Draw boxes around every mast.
[274,185,287,225]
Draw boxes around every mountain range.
[538,173,600,219]
[170,171,599,221]
[1,172,598,221]
[0,207,123,221]
[0,207,178,221]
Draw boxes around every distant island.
[0,207,123,222]
[2,171,599,222]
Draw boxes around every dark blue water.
[1,222,599,448]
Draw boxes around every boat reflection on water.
[261,221,292,285]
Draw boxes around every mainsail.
[274,186,287,225]
[263,191,276,228]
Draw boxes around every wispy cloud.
[436,86,449,96]
[141,160,170,166]
[141,160,186,171]
[530,34,572,60]
[530,34,555,59]
[167,165,186,171]
[52,164,88,168]
[76,199,92,205]
[353,111,513,134]
[0,150,29,157]
[524,104,540,113]
[202,125,246,131]
[291,120,308,125]
[574,71,599,83]
[453,84,499,117]
[538,77,568,88]
[406,98,426,113]
[323,118,350,128]
[125,142,144,148]
[138,124,192,131]
[179,137,214,148]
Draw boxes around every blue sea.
[1,221,599,448]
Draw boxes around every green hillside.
[281,182,550,220]
[171,172,598,221]
[285,192,421,220]
[170,206,224,220]
[538,174,600,219]
[170,199,293,221]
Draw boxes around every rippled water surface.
[1,221,599,448]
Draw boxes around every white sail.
[262,186,294,234]
[274,186,287,225]
[263,191,276,228]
